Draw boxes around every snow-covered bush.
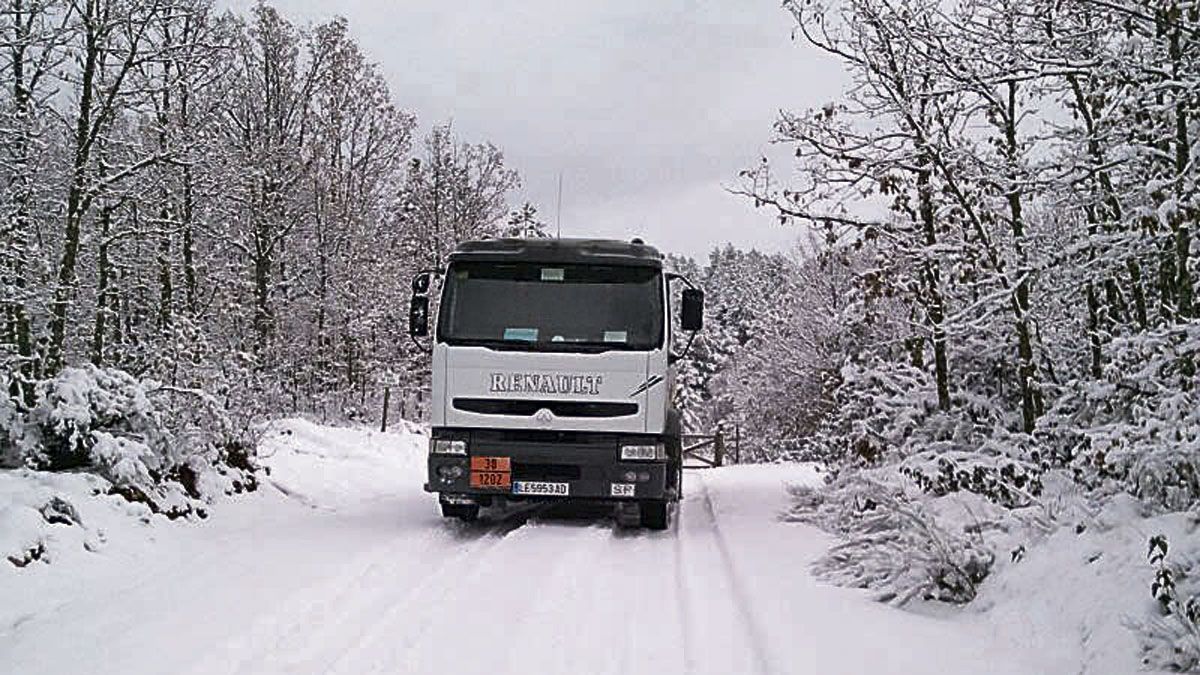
[900,435,1044,509]
[10,365,259,520]
[151,384,262,497]
[0,391,23,468]
[23,366,174,473]
[1037,323,1200,512]
[810,360,1045,507]
[789,471,994,606]
[804,359,934,467]
[88,432,161,492]
[788,356,1060,606]
[1136,534,1200,672]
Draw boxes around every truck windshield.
[438,261,664,351]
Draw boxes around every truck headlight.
[620,443,665,461]
[430,439,467,455]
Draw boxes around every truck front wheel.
[640,500,669,530]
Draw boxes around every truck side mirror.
[681,288,704,332]
[409,295,429,338]
[411,272,431,295]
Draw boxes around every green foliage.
[1139,535,1200,671]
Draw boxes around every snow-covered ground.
[0,419,1161,674]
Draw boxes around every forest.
[0,0,542,476]
[717,1,1200,667]
[2,0,1199,670]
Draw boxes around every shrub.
[788,472,994,606]
[1136,535,1200,672]
[0,391,22,469]
[805,359,936,467]
[11,365,257,516]
[23,366,172,472]
[900,445,1043,509]
[1037,323,1200,512]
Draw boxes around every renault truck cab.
[409,238,703,529]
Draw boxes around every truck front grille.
[453,398,638,418]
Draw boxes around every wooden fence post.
[380,386,391,432]
[714,429,724,467]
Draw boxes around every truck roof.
[449,238,664,267]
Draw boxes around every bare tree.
[401,123,520,269]
[0,0,71,399]
[45,0,174,373]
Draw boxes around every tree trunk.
[47,2,100,374]
[1085,284,1103,379]
[5,0,37,404]
[182,165,198,313]
[92,205,115,365]
[1004,81,1040,433]
[1168,15,1194,321]
[917,158,950,411]
[1160,237,1179,322]
[158,216,173,329]
[253,241,273,342]
[155,52,173,330]
[1127,258,1149,330]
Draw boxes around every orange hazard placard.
[470,471,511,489]
[470,456,511,489]
[470,456,511,472]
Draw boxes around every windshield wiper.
[445,338,531,350]
[444,338,639,353]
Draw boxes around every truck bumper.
[424,428,675,502]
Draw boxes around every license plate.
[471,471,511,489]
[610,483,635,497]
[512,481,569,496]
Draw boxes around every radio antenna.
[556,172,563,239]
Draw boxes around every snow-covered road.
[2,420,1036,675]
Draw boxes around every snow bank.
[0,365,272,568]
[971,496,1199,673]
[790,463,1200,672]
[701,464,1040,674]
[257,417,427,510]
[0,469,141,569]
[1,419,433,675]
[1,416,428,573]
[787,323,1200,672]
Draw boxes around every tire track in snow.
[494,523,625,675]
[672,496,698,675]
[694,472,773,675]
[326,514,604,674]
[596,523,687,675]
[211,508,536,675]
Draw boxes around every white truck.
[409,238,703,529]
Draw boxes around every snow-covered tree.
[0,1,521,484]
[738,0,1200,644]
[399,123,520,269]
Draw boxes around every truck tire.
[666,410,684,499]
[640,500,669,530]
[441,502,480,522]
[666,437,683,499]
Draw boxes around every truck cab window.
[438,262,664,351]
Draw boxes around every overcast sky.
[222,1,845,260]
